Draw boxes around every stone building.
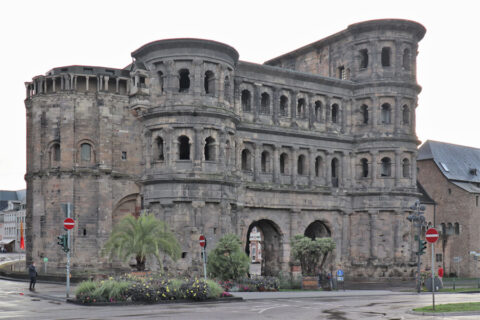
[417,140,480,277]
[0,190,26,252]
[25,19,425,279]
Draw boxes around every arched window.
[261,151,270,173]
[314,101,322,122]
[241,90,251,112]
[447,223,454,235]
[297,98,306,118]
[179,69,190,92]
[361,105,369,124]
[224,76,231,102]
[381,157,391,177]
[402,48,410,70]
[331,158,339,187]
[280,153,288,174]
[178,136,190,160]
[359,49,369,69]
[315,156,322,177]
[454,222,460,235]
[402,105,410,125]
[51,143,61,162]
[280,95,288,116]
[402,158,410,178]
[297,155,306,175]
[80,143,92,162]
[361,158,369,178]
[158,71,164,93]
[381,47,391,67]
[204,71,215,95]
[381,103,391,124]
[204,137,215,161]
[331,104,339,123]
[156,137,164,161]
[241,149,252,171]
[260,93,270,114]
[440,223,446,234]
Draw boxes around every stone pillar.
[394,96,401,133]
[292,147,298,186]
[308,148,314,187]
[325,96,331,131]
[253,84,261,122]
[218,65,225,105]
[253,143,260,181]
[342,151,351,188]
[51,77,56,92]
[115,78,119,94]
[325,151,332,187]
[273,144,280,184]
[369,211,377,259]
[165,60,175,104]
[192,59,202,104]
[371,150,378,186]
[272,87,280,125]
[341,212,350,260]
[412,98,418,136]
[164,127,173,167]
[394,40,401,77]
[341,98,348,133]
[308,93,314,129]
[411,156,417,188]
[395,149,402,187]
[194,126,202,169]
[104,76,109,92]
[86,76,90,92]
[291,90,298,120]
[234,78,242,115]
[219,130,226,169]
[145,130,152,169]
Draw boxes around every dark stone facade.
[25,19,425,279]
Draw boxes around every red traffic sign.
[63,218,75,230]
[199,235,206,248]
[426,228,439,243]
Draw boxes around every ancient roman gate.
[25,19,425,279]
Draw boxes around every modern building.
[25,19,426,279]
[0,190,26,252]
[417,140,480,277]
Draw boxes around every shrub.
[291,235,336,276]
[180,278,209,301]
[206,280,223,298]
[76,279,129,303]
[207,234,249,281]
[236,276,279,292]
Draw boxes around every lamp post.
[407,200,426,293]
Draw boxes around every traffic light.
[417,239,427,255]
[57,234,69,253]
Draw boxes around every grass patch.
[279,288,322,292]
[414,302,480,313]
[439,287,480,293]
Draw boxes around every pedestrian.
[28,262,37,291]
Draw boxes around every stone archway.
[304,220,331,239]
[245,219,283,276]
[112,193,140,227]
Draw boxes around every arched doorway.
[304,220,331,239]
[245,219,282,276]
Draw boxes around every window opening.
[179,69,190,92]
[359,49,369,69]
[261,151,270,173]
[454,222,460,235]
[315,156,322,177]
[52,143,61,162]
[402,105,410,125]
[260,93,270,114]
[280,95,288,116]
[83,228,87,236]
[331,158,339,187]
[361,105,369,124]
[381,47,391,67]
[280,153,288,174]
[331,104,339,123]
[436,254,442,262]
[204,71,214,95]
[338,66,346,80]
[204,137,215,161]
[241,149,251,171]
[381,157,391,177]
[156,137,164,161]
[80,143,92,162]
[158,71,164,93]
[121,151,127,160]
[361,158,369,178]
[241,90,251,112]
[381,103,391,124]
[314,101,322,122]
[297,98,306,118]
[178,136,190,160]
[402,158,410,178]
[297,155,306,175]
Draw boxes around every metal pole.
[203,247,207,280]
[417,236,421,293]
[431,243,435,310]
[66,204,71,299]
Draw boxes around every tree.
[102,213,181,271]
[291,235,336,276]
[207,234,249,281]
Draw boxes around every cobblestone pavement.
[1,279,480,319]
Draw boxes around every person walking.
[28,262,37,291]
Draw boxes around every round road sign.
[63,218,75,230]
[199,235,206,248]
[426,228,439,243]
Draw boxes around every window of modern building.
[361,158,369,178]
[297,155,306,175]
[314,101,322,122]
[381,157,391,177]
[402,158,410,178]
[361,105,368,124]
[280,153,288,174]
[204,137,215,161]
[261,151,270,173]
[381,103,391,124]
[402,105,410,125]
[359,49,369,69]
[261,93,270,114]
[80,143,92,162]
[204,71,215,95]
[178,136,190,160]
[179,69,190,92]
[241,149,252,171]
[331,104,339,123]
[381,47,391,67]
[280,95,288,116]
[241,90,251,112]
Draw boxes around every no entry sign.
[63,218,75,230]
[199,235,206,248]
[426,228,439,243]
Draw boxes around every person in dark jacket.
[28,262,37,291]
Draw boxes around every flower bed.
[219,276,280,292]
[75,273,226,304]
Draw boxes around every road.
[1,279,480,319]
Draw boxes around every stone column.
[412,98,418,136]
[308,148,314,187]
[272,87,280,125]
[395,149,402,187]
[104,76,109,92]
[341,98,348,133]
[52,77,56,92]
[219,130,226,169]
[411,156,417,188]
[273,144,280,184]
[341,212,350,259]
[394,96,401,133]
[218,65,225,105]
[292,147,298,186]
[325,96,331,131]
[290,90,298,120]
[371,95,378,130]
[308,93,314,129]
[194,126,202,169]
[192,59,202,104]
[371,150,378,186]
[164,127,173,167]
[165,60,175,104]
[369,211,377,259]
[233,78,242,114]
[253,142,260,181]
[325,151,332,187]
[253,84,261,122]
[115,78,120,94]
[342,151,350,188]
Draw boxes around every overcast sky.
[1,0,479,190]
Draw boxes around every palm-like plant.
[102,213,181,271]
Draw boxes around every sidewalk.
[232,290,412,300]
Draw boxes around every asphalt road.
[1,279,480,319]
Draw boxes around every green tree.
[102,213,181,271]
[207,234,249,281]
[291,235,336,276]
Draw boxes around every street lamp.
[407,200,426,293]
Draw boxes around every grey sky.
[1,0,479,190]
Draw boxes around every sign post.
[199,235,207,281]
[426,228,439,310]
[63,206,75,299]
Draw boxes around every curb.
[65,296,244,306]
[408,310,480,317]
